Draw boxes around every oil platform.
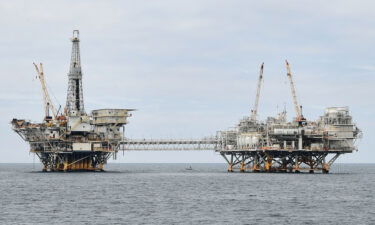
[217,62,361,173]
[12,31,361,173]
[12,30,133,171]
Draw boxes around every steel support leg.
[240,154,246,172]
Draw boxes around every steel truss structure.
[119,138,218,151]
[34,151,113,172]
[220,150,344,173]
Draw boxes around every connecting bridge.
[119,138,219,151]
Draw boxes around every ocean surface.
[0,163,374,225]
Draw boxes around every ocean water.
[0,163,374,225]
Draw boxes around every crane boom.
[250,63,264,121]
[285,60,303,121]
[33,63,57,120]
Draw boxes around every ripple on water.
[0,163,374,225]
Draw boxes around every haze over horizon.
[0,0,374,163]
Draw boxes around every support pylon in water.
[220,151,342,173]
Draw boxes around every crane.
[250,63,264,121]
[33,63,57,121]
[285,60,305,123]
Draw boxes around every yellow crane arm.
[33,63,57,119]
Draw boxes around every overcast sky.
[0,0,374,163]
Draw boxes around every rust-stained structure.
[214,62,362,173]
[218,106,361,173]
[12,30,133,171]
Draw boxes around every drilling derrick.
[66,30,85,116]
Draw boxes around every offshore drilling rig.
[216,62,362,173]
[11,31,361,173]
[12,30,134,171]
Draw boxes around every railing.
[118,138,219,151]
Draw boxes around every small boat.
[186,166,193,170]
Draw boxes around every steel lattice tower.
[66,30,85,116]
